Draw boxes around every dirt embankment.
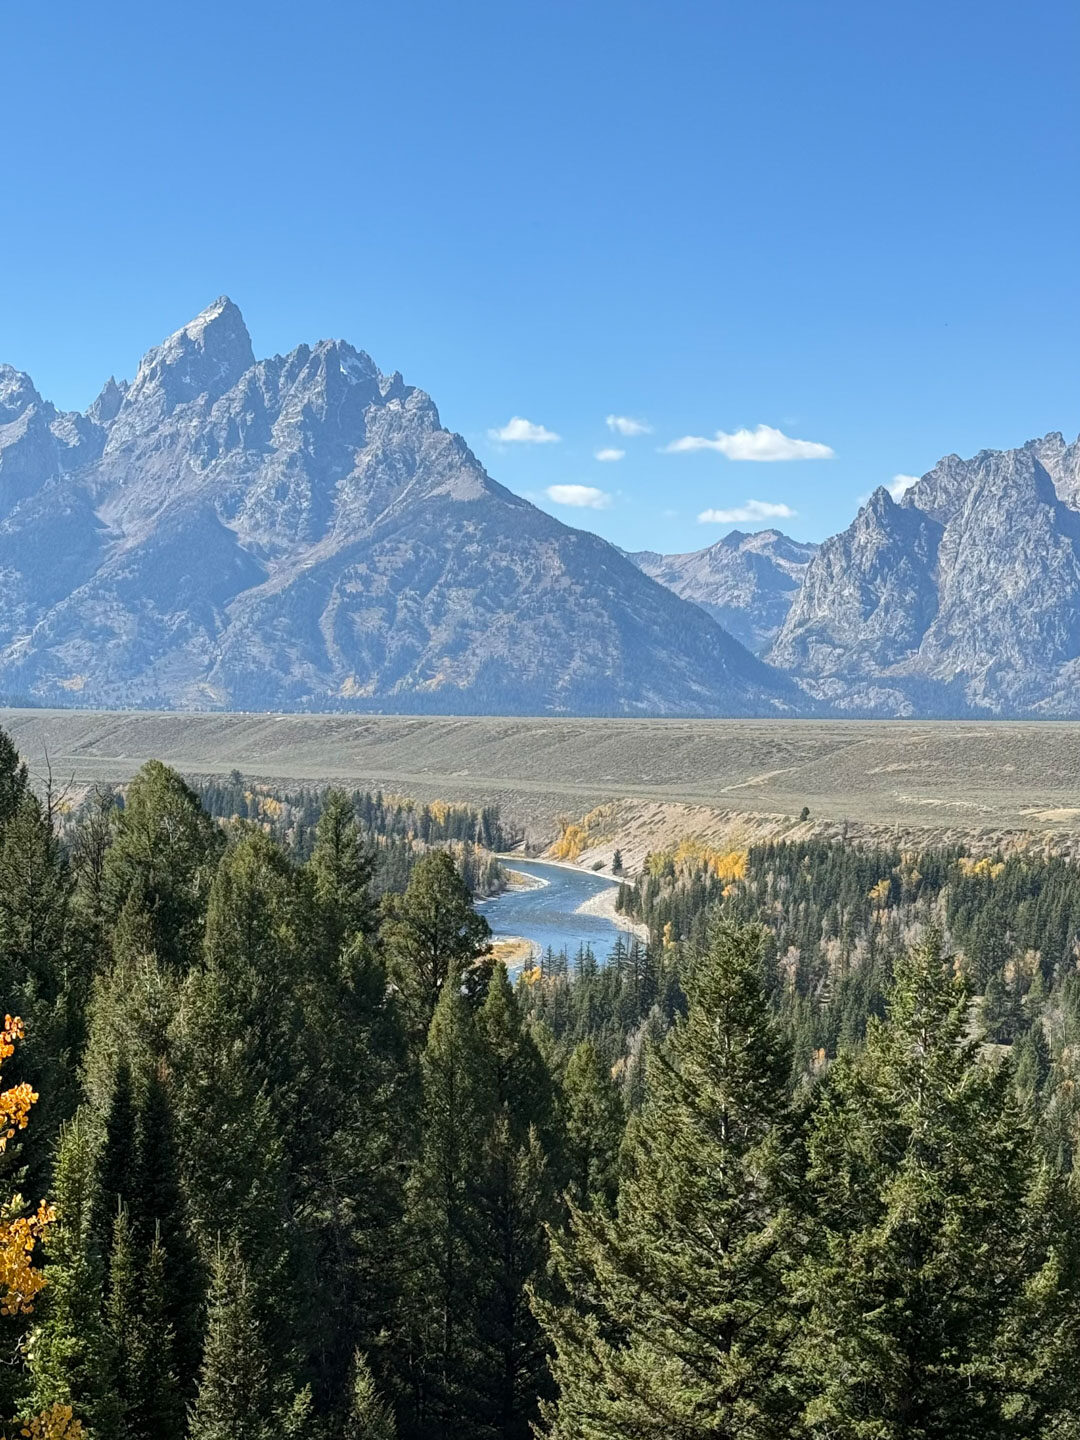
[542,797,1080,881]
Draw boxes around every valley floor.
[6,707,1080,852]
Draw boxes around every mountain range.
[0,299,797,716]
[769,433,1080,715]
[628,530,817,655]
[4,298,1080,718]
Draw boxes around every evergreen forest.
[4,729,1080,1437]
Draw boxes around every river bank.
[480,856,633,966]
[574,885,649,943]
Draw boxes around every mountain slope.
[0,300,801,717]
[629,529,816,654]
[770,433,1080,716]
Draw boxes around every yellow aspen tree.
[0,1016,83,1440]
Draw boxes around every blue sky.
[3,0,1078,551]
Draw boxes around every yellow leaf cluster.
[553,824,588,862]
[0,1019,36,1155]
[958,856,1006,880]
[648,839,748,883]
[17,1405,85,1440]
[868,878,891,906]
[0,1018,54,1318]
[0,1199,54,1315]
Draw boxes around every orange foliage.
[0,1016,54,1317]
[0,1018,77,1440]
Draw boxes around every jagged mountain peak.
[771,420,1080,716]
[87,376,128,427]
[0,365,43,425]
[864,484,896,516]
[0,300,801,718]
[105,296,256,449]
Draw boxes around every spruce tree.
[796,929,1079,1437]
[189,1243,293,1440]
[103,1204,141,1430]
[127,1233,185,1440]
[133,1068,204,1397]
[28,1112,118,1434]
[536,920,802,1440]
[91,1058,138,1253]
[171,833,304,1383]
[561,1038,624,1212]
[309,787,377,958]
[102,760,223,973]
[346,1351,397,1439]
[381,849,493,1045]
[401,974,490,1438]
[294,926,411,1413]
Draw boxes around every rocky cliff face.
[770,432,1080,716]
[0,300,802,716]
[629,529,816,654]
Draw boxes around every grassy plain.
[5,708,1080,851]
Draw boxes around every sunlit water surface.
[477,857,631,965]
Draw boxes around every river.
[476,857,636,966]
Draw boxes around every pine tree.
[796,929,1079,1437]
[188,1243,293,1440]
[562,1038,624,1212]
[401,976,490,1438]
[473,966,561,1438]
[381,849,493,1045]
[309,788,377,958]
[346,1351,397,1439]
[28,1112,118,1435]
[0,725,28,834]
[102,761,223,973]
[537,920,802,1440]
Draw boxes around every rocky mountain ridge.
[628,529,817,654]
[770,429,1080,715]
[0,299,800,716]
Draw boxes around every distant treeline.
[191,774,513,897]
[616,835,1080,1094]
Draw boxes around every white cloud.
[606,414,652,437]
[488,415,561,444]
[888,473,920,500]
[698,500,797,524]
[665,423,834,462]
[546,484,612,510]
[594,447,625,462]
